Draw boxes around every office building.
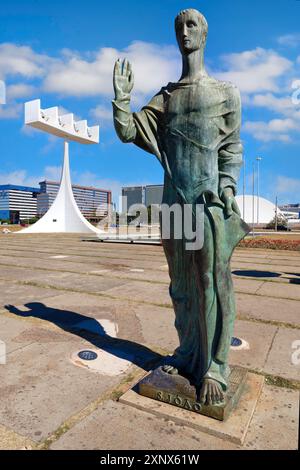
[279,203,300,220]
[145,185,164,207]
[37,180,111,221]
[0,184,40,223]
[122,185,163,212]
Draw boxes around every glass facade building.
[0,185,40,222]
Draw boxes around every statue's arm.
[112,59,137,143]
[112,59,164,157]
[218,86,243,216]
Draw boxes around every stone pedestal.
[119,367,264,444]
[137,366,247,421]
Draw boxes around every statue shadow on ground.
[4,303,165,372]
[232,270,300,284]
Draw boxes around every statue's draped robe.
[113,77,250,389]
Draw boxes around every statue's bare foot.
[200,379,225,406]
[162,365,178,375]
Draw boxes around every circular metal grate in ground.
[78,350,98,361]
[231,337,243,347]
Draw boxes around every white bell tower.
[20,99,104,234]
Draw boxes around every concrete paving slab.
[0,340,122,442]
[0,280,61,308]
[229,320,277,372]
[244,385,299,450]
[0,234,298,450]
[236,293,300,327]
[119,373,264,445]
[0,245,165,262]
[0,255,171,284]
[50,399,238,450]
[0,267,129,294]
[232,261,300,275]
[104,281,171,307]
[264,328,300,382]
[5,251,299,289]
[256,281,300,301]
[21,292,146,345]
[0,424,36,450]
[0,314,77,357]
[4,293,165,373]
[105,278,268,306]
[235,249,300,260]
[135,304,178,353]
[232,278,266,294]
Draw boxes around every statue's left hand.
[221,187,241,217]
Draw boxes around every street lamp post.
[256,157,262,225]
[275,196,278,232]
[252,162,255,236]
[243,155,246,220]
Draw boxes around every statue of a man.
[112,9,249,406]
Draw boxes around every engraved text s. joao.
[156,390,202,413]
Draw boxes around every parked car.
[277,225,292,231]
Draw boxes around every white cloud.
[6,83,36,100]
[0,170,39,187]
[90,104,112,126]
[0,43,54,80]
[278,34,300,47]
[0,40,299,146]
[43,166,62,181]
[0,40,180,124]
[247,93,295,114]
[40,134,61,155]
[276,176,300,194]
[0,102,22,119]
[215,47,292,94]
[0,166,63,187]
[243,118,298,143]
[43,41,180,99]
[0,166,151,209]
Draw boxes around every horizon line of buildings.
[0,181,299,224]
[0,182,111,223]
[122,184,300,220]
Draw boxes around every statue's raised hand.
[113,58,134,100]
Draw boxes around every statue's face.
[175,11,206,55]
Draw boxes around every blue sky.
[0,0,299,206]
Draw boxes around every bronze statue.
[112,8,249,407]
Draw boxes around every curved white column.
[20,142,104,234]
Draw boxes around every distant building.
[235,196,283,224]
[122,186,144,211]
[279,203,300,220]
[121,188,284,226]
[145,185,164,207]
[122,185,163,212]
[37,180,111,221]
[0,184,40,223]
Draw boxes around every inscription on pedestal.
[156,391,203,413]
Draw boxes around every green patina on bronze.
[112,8,250,407]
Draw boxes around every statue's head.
[175,9,208,55]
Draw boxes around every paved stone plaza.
[0,233,299,450]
